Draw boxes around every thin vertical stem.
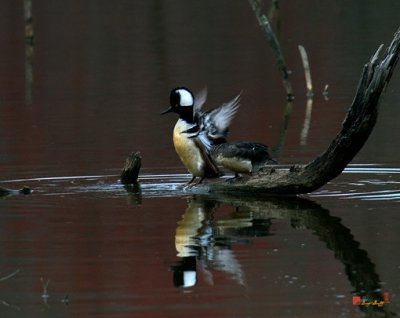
[24,0,34,104]
[249,0,294,100]
[300,98,313,146]
[298,45,313,97]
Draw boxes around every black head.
[161,87,195,123]
[170,87,194,108]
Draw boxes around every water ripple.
[311,165,400,202]
[344,167,400,174]
[1,166,399,201]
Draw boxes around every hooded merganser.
[210,141,277,178]
[181,95,277,178]
[161,87,240,184]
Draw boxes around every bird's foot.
[182,175,204,188]
[225,174,242,183]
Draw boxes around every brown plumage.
[211,142,277,177]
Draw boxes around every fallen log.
[119,28,399,196]
[192,27,400,195]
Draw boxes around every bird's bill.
[160,107,173,115]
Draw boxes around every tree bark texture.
[120,152,141,184]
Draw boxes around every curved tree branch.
[193,28,400,195]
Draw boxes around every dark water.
[1,1,400,317]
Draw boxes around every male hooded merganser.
[161,87,240,184]
[210,141,277,178]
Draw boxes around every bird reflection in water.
[172,196,272,288]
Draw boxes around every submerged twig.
[40,277,50,301]
[298,45,313,97]
[0,269,20,282]
[0,270,21,311]
[249,0,294,100]
[0,300,21,311]
[61,295,70,305]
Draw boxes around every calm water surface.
[0,1,400,317]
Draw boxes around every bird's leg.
[184,175,196,186]
[196,177,205,185]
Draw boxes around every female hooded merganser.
[210,141,277,178]
[161,87,240,184]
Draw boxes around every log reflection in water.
[172,195,393,316]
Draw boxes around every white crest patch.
[177,89,194,106]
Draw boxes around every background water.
[0,1,399,317]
